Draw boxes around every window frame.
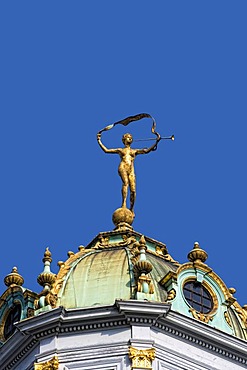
[183,280,213,314]
[3,303,22,340]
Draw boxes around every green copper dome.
[51,230,178,309]
[33,230,247,341]
[59,249,131,308]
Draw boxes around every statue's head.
[122,133,133,145]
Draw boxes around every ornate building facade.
[0,221,247,369]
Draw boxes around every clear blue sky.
[0,2,247,306]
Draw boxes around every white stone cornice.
[16,301,170,338]
[65,304,122,321]
[116,299,170,325]
[154,309,247,365]
[2,302,247,369]
[16,306,64,335]
[165,310,247,353]
[16,304,128,339]
[0,331,38,370]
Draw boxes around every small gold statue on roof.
[97,131,160,214]
[97,113,174,228]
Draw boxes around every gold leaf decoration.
[129,346,155,369]
[34,356,59,370]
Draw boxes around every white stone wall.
[35,325,246,370]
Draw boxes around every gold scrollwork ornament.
[189,307,213,323]
[167,288,176,301]
[224,311,232,327]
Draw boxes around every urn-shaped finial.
[4,267,24,287]
[187,242,208,263]
[37,248,56,289]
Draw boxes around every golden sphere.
[112,207,134,226]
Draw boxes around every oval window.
[183,281,213,313]
[4,304,21,340]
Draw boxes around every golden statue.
[97,113,173,227]
[97,131,160,214]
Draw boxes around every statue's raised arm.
[97,132,120,154]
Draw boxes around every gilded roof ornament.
[43,247,52,263]
[67,251,75,258]
[35,248,57,310]
[4,266,24,287]
[187,241,208,263]
[132,236,154,296]
[97,113,174,228]
[37,248,56,289]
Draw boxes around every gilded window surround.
[182,278,219,322]
[175,261,236,307]
[159,257,247,332]
[0,299,22,342]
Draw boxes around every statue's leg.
[118,168,129,208]
[122,183,128,208]
[129,173,136,214]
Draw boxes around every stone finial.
[57,261,65,269]
[139,235,147,249]
[134,260,153,275]
[132,236,154,296]
[43,247,52,263]
[67,251,75,258]
[4,267,24,287]
[37,248,56,289]
[187,241,208,263]
[35,248,58,311]
[134,236,152,275]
